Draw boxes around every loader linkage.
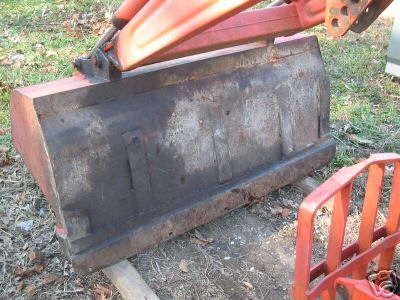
[75,0,393,79]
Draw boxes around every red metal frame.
[108,0,326,71]
[325,0,373,36]
[336,277,400,299]
[292,153,400,300]
[104,0,393,72]
[112,0,149,30]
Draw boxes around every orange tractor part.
[77,0,394,76]
[293,153,400,299]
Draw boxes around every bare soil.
[1,157,307,300]
[2,158,398,299]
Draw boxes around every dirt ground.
[1,4,400,300]
[1,156,307,299]
[2,157,396,300]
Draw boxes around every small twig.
[1,251,6,282]
[155,261,166,282]
[0,228,14,238]
[384,92,400,99]
[55,289,86,294]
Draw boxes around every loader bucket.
[10,35,335,274]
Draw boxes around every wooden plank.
[294,176,320,195]
[294,176,334,210]
[103,260,160,300]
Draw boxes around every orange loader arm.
[75,0,393,77]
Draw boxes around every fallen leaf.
[191,229,214,245]
[1,158,15,167]
[32,263,44,273]
[347,134,373,146]
[15,266,29,278]
[270,204,283,215]
[43,64,56,75]
[93,284,114,300]
[0,128,5,136]
[64,21,73,33]
[74,29,83,38]
[281,208,291,218]
[18,281,24,290]
[95,293,106,300]
[179,259,189,273]
[192,238,210,245]
[42,274,63,285]
[0,81,14,93]
[16,192,27,203]
[28,249,42,264]
[14,263,44,279]
[344,95,352,106]
[94,284,113,295]
[25,285,36,298]
[243,281,254,289]
[35,43,47,56]
[0,146,9,153]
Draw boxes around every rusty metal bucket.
[10,35,335,274]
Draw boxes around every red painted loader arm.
[75,0,393,76]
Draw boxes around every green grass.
[0,0,120,152]
[313,20,400,170]
[0,1,399,173]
